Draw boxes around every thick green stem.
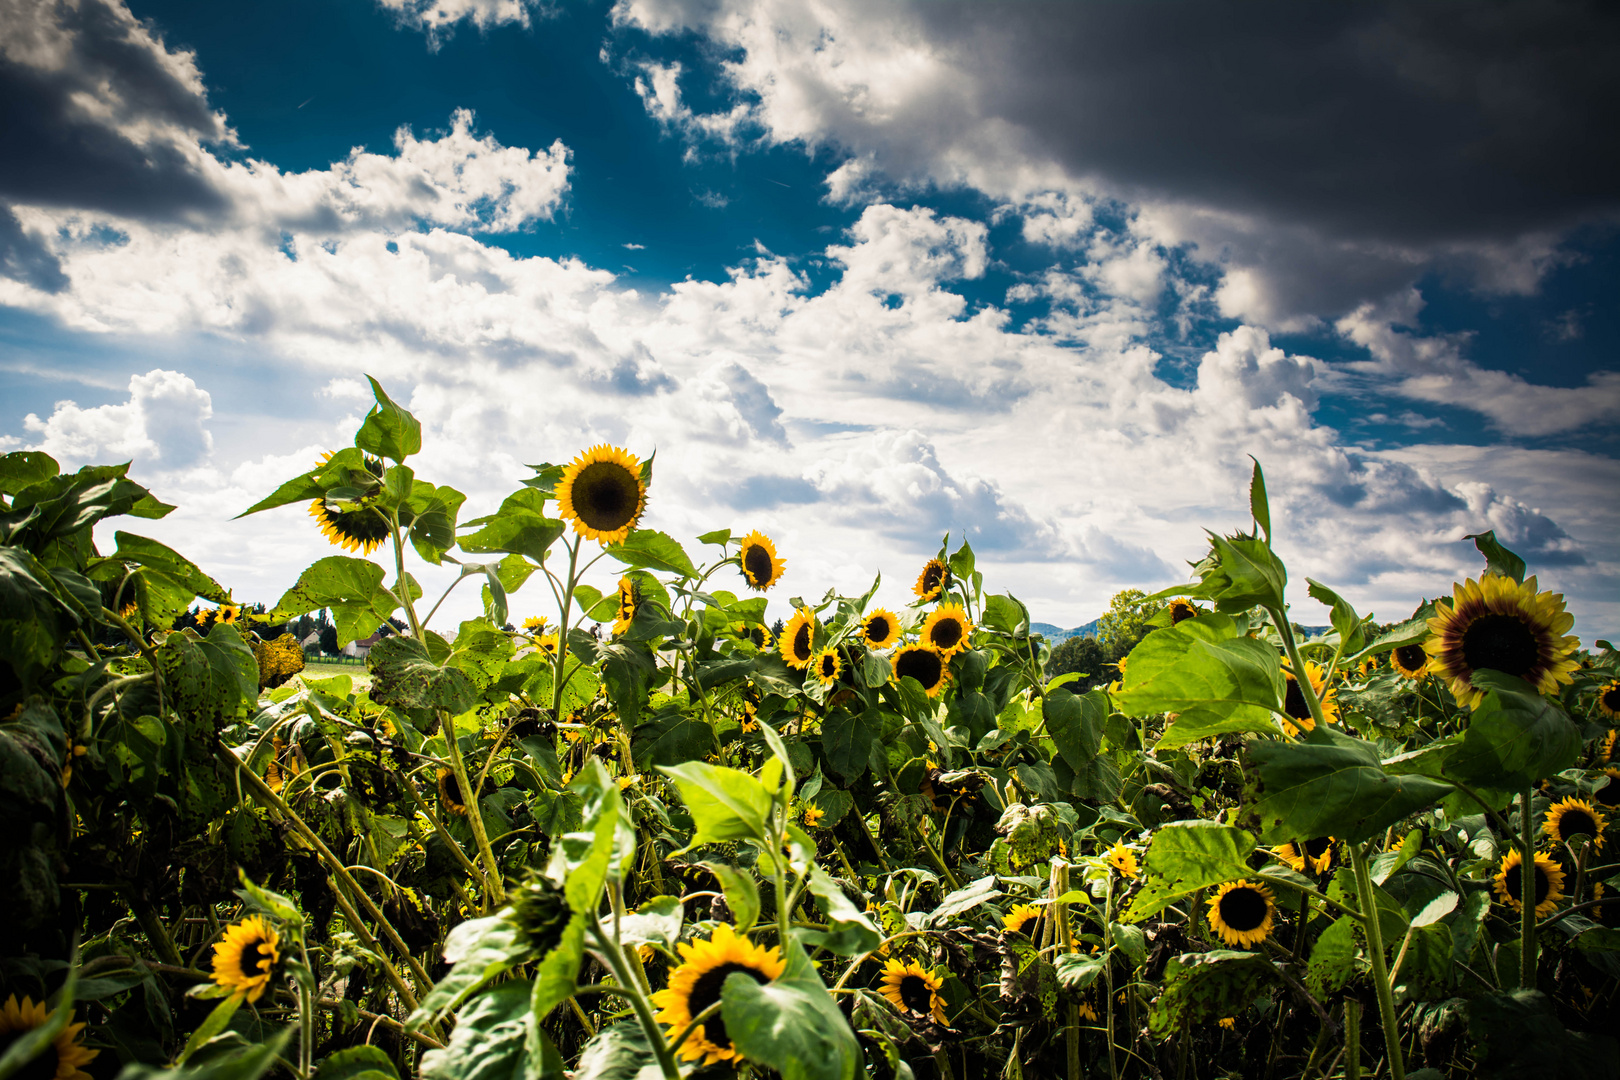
[1520,787,1536,990]
[1345,999,1361,1080]
[551,538,582,722]
[1349,844,1405,1080]
[588,922,682,1080]
[439,712,505,908]
[297,937,314,1077]
[1269,606,1327,731]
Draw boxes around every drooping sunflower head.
[556,444,647,544]
[878,958,947,1024]
[612,576,639,636]
[861,609,901,650]
[1105,843,1139,879]
[510,873,571,957]
[813,647,842,686]
[1545,798,1607,851]
[211,915,282,1003]
[1168,599,1200,625]
[651,923,786,1067]
[1206,880,1276,948]
[1390,642,1429,680]
[1425,575,1580,709]
[921,604,973,658]
[1273,836,1336,875]
[892,644,949,698]
[1493,849,1566,917]
[913,558,951,602]
[0,995,98,1080]
[307,452,390,555]
[779,607,817,669]
[1281,660,1338,734]
[736,531,786,591]
[438,766,471,816]
[1002,903,1042,935]
[1598,680,1620,721]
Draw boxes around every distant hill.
[1030,619,1100,642]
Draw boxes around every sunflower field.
[4,377,1620,1080]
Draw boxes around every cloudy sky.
[2,0,1617,638]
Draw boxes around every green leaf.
[530,913,587,1021]
[555,761,632,914]
[630,708,714,768]
[0,451,58,496]
[312,1046,400,1080]
[659,761,773,847]
[412,914,525,1020]
[115,1032,292,1080]
[420,981,538,1080]
[1148,951,1280,1037]
[3,464,155,545]
[930,876,1002,926]
[1112,615,1283,747]
[1443,672,1581,790]
[948,539,976,585]
[821,708,884,782]
[1053,954,1106,991]
[174,994,243,1067]
[981,593,1030,637]
[158,623,259,728]
[701,862,760,933]
[1044,689,1105,772]
[604,530,697,579]
[1248,457,1271,543]
[368,636,478,715]
[407,482,467,565]
[1306,578,1367,654]
[355,376,422,462]
[569,1022,663,1080]
[1248,725,1454,844]
[458,489,565,565]
[107,532,231,626]
[0,547,77,686]
[615,896,684,950]
[1467,990,1618,1080]
[272,556,399,647]
[1305,915,1359,995]
[805,866,881,955]
[1125,821,1257,923]
[723,940,860,1080]
[1464,530,1526,585]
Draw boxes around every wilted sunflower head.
[1493,849,1565,917]
[913,558,951,602]
[556,445,647,544]
[0,995,98,1080]
[861,609,901,650]
[1390,642,1429,679]
[1106,843,1139,878]
[437,766,474,816]
[211,915,281,1003]
[612,577,639,636]
[1206,880,1276,948]
[1280,660,1338,735]
[1168,599,1200,625]
[921,604,973,658]
[1598,680,1620,721]
[1425,575,1580,709]
[779,608,817,669]
[510,873,571,957]
[892,644,948,697]
[651,924,786,1068]
[879,958,947,1024]
[813,647,841,685]
[1273,836,1335,875]
[1002,903,1042,935]
[736,531,786,591]
[1545,798,1607,851]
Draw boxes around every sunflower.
[1357,655,1379,677]
[1493,849,1565,917]
[733,622,773,650]
[812,647,841,686]
[217,604,240,624]
[920,604,973,659]
[211,916,282,1003]
[307,453,390,555]
[1077,998,1099,1022]
[892,644,949,697]
[878,959,947,1024]
[1105,843,1139,878]
[1598,680,1620,721]
[1602,730,1620,768]
[555,445,646,544]
[1002,903,1042,935]
[1272,836,1335,875]
[913,558,951,602]
[1206,880,1276,948]
[1168,599,1200,625]
[0,996,98,1080]
[651,924,786,1068]
[736,531,786,591]
[1390,642,1429,680]
[779,607,817,669]
[1544,798,1607,851]
[802,805,825,828]
[1425,575,1580,709]
[861,609,901,650]
[438,767,472,816]
[612,577,639,636]
[521,615,548,635]
[1217,1016,1236,1030]
[535,633,560,658]
[1280,660,1338,737]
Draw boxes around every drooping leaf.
[1443,672,1581,790]
[569,1022,662,1080]
[805,866,881,955]
[355,376,422,463]
[458,488,566,565]
[1126,821,1257,923]
[659,761,773,847]
[1044,689,1105,772]
[1113,614,1283,748]
[368,636,478,716]
[1464,530,1526,585]
[722,940,860,1080]
[420,981,543,1080]
[272,556,399,647]
[412,914,525,1020]
[630,708,714,767]
[701,862,761,933]
[604,530,697,579]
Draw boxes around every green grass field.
[299,660,371,690]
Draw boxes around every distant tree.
[319,623,339,656]
[1046,635,1111,693]
[1095,589,1166,660]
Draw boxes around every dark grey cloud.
[0,206,69,293]
[0,0,229,221]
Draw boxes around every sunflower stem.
[1348,843,1405,1080]
[551,536,582,724]
[1520,786,1537,990]
[586,921,682,1080]
[439,712,505,909]
[297,935,314,1077]
[1269,605,1328,732]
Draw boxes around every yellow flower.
[779,607,817,669]
[521,615,549,635]
[612,576,638,636]
[1077,998,1099,1022]
[913,558,950,602]
[1597,680,1620,721]
[1168,599,1200,625]
[307,453,389,555]
[1272,837,1335,875]
[438,767,473,816]
[891,644,949,697]
[211,916,282,1003]
[1217,1016,1236,1030]
[861,609,902,650]
[651,924,786,1068]
[812,647,842,686]
[802,805,825,828]
[920,604,973,659]
[1280,660,1338,737]
[1206,880,1276,948]
[878,958,947,1024]
[1389,642,1429,679]
[1105,843,1139,878]
[1002,903,1042,935]
[0,995,98,1080]
[536,632,560,657]
[555,444,647,545]
[1425,575,1580,709]
[1544,798,1606,851]
[1493,849,1565,917]
[736,531,786,591]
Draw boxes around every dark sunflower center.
[327,504,391,543]
[0,1032,60,1080]
[898,974,933,1013]
[1218,887,1268,931]
[1009,912,1033,934]
[866,615,890,641]
[1394,644,1427,671]
[923,565,945,593]
[1303,836,1333,861]
[1170,603,1196,624]
[442,773,464,805]
[1283,677,1312,722]
[573,462,639,531]
[688,962,768,1049]
[1502,859,1552,905]
[742,545,773,585]
[929,619,963,651]
[1599,780,1620,808]
[1461,613,1539,678]
[820,654,837,678]
[896,649,944,688]
[1556,810,1598,841]
[241,938,271,976]
[1603,686,1620,712]
[792,622,812,661]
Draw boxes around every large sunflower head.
[0,996,98,1080]
[1425,575,1580,709]
[812,647,842,686]
[555,445,647,545]
[651,924,786,1067]
[1493,849,1566,917]
[1206,880,1276,948]
[1168,599,1200,625]
[913,558,951,602]
[1002,903,1042,936]
[612,576,639,636]
[1390,642,1430,680]
[1105,843,1140,878]
[211,915,282,1003]
[1597,680,1620,721]
[1545,798,1607,851]
[861,609,902,650]
[736,531,786,591]
[1280,660,1338,736]
[1272,836,1336,875]
[779,607,817,669]
[920,604,973,659]
[892,644,949,698]
[535,633,560,658]
[878,958,947,1024]
[309,497,390,556]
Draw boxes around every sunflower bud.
[510,874,571,957]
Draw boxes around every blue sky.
[1,0,1616,637]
